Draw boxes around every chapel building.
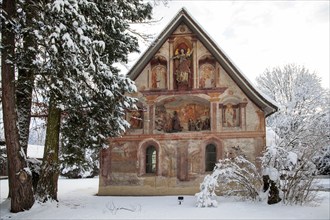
[98,8,277,196]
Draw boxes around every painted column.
[143,105,149,134]
[192,36,198,89]
[168,37,174,90]
[145,95,158,134]
[177,144,188,181]
[240,99,248,131]
[218,104,223,131]
[209,93,220,132]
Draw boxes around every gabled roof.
[127,8,278,117]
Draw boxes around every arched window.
[205,144,217,172]
[146,146,157,174]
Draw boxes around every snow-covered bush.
[195,174,219,208]
[196,154,263,207]
[262,137,319,205]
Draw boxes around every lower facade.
[98,132,265,196]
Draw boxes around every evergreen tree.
[57,0,153,178]
[2,0,153,205]
[32,0,152,201]
[15,1,39,155]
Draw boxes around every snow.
[0,177,329,219]
[263,167,280,181]
[265,127,278,147]
[27,145,44,159]
[287,151,298,169]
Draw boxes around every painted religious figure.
[151,65,166,89]
[199,64,215,88]
[224,104,239,127]
[172,48,193,87]
[172,111,183,132]
[155,110,182,133]
[129,110,143,129]
[155,101,209,133]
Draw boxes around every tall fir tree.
[32,0,152,201]
[15,1,39,155]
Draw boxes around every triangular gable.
[127,8,278,116]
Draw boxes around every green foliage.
[28,1,153,178]
[5,1,153,179]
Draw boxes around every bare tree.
[257,64,330,205]
[256,64,329,151]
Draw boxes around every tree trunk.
[16,67,34,154]
[16,1,39,193]
[263,175,281,205]
[16,1,38,154]
[36,95,61,202]
[1,0,35,212]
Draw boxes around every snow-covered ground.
[0,177,329,220]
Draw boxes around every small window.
[205,144,216,172]
[146,146,157,174]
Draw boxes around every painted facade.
[98,9,277,196]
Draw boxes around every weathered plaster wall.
[98,22,267,196]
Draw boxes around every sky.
[128,0,329,88]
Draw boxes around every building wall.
[98,24,266,196]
